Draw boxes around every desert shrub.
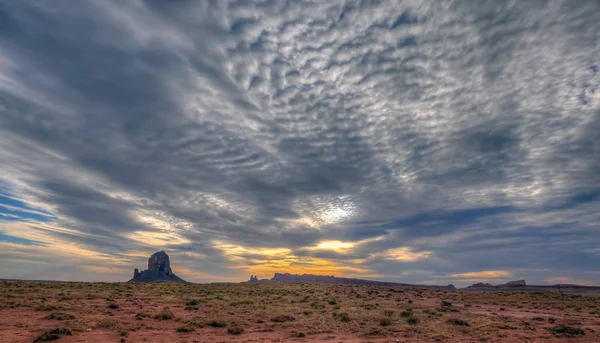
[548,317,556,323]
[227,326,244,334]
[303,311,313,315]
[154,308,174,320]
[383,310,394,317]
[400,310,413,317]
[135,312,151,320]
[176,326,195,332]
[34,328,72,342]
[107,303,119,309]
[408,300,413,304]
[379,317,392,326]
[327,299,337,305]
[44,312,75,320]
[551,325,585,337]
[442,301,452,307]
[447,319,469,326]
[119,330,128,337]
[184,306,198,311]
[185,299,198,306]
[532,316,545,321]
[292,332,306,337]
[423,309,439,316]
[271,314,295,322]
[407,316,420,325]
[338,312,351,322]
[207,320,226,327]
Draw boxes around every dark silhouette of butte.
[130,251,186,283]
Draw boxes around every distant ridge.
[465,279,600,292]
[244,273,456,290]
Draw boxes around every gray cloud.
[1,0,599,285]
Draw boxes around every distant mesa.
[245,273,456,290]
[467,279,527,289]
[502,279,526,287]
[129,251,187,283]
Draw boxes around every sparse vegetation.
[400,309,413,317]
[379,317,392,326]
[407,316,420,325]
[176,325,195,332]
[447,319,470,326]
[207,319,226,327]
[271,314,295,322]
[34,328,72,342]
[2,281,598,342]
[551,325,585,337]
[154,307,174,320]
[338,312,351,322]
[227,326,244,334]
[185,299,199,306]
[44,312,75,320]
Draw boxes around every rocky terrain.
[129,251,186,283]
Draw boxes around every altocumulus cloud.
[0,0,599,286]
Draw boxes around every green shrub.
[338,312,351,322]
[230,300,254,306]
[400,310,413,318]
[227,326,244,335]
[442,301,452,307]
[154,308,174,320]
[34,328,72,342]
[44,312,75,320]
[379,317,392,326]
[271,314,295,322]
[176,326,195,332]
[551,325,585,337]
[185,299,198,306]
[207,320,226,327]
[407,316,420,325]
[447,319,469,326]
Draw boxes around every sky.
[0,0,599,287]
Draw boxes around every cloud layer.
[1,0,599,286]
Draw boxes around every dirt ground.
[2,281,600,342]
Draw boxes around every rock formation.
[501,279,527,287]
[129,251,187,283]
[467,282,495,288]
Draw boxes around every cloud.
[1,0,600,285]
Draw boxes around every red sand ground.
[2,281,600,342]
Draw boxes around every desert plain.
[2,281,600,342]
